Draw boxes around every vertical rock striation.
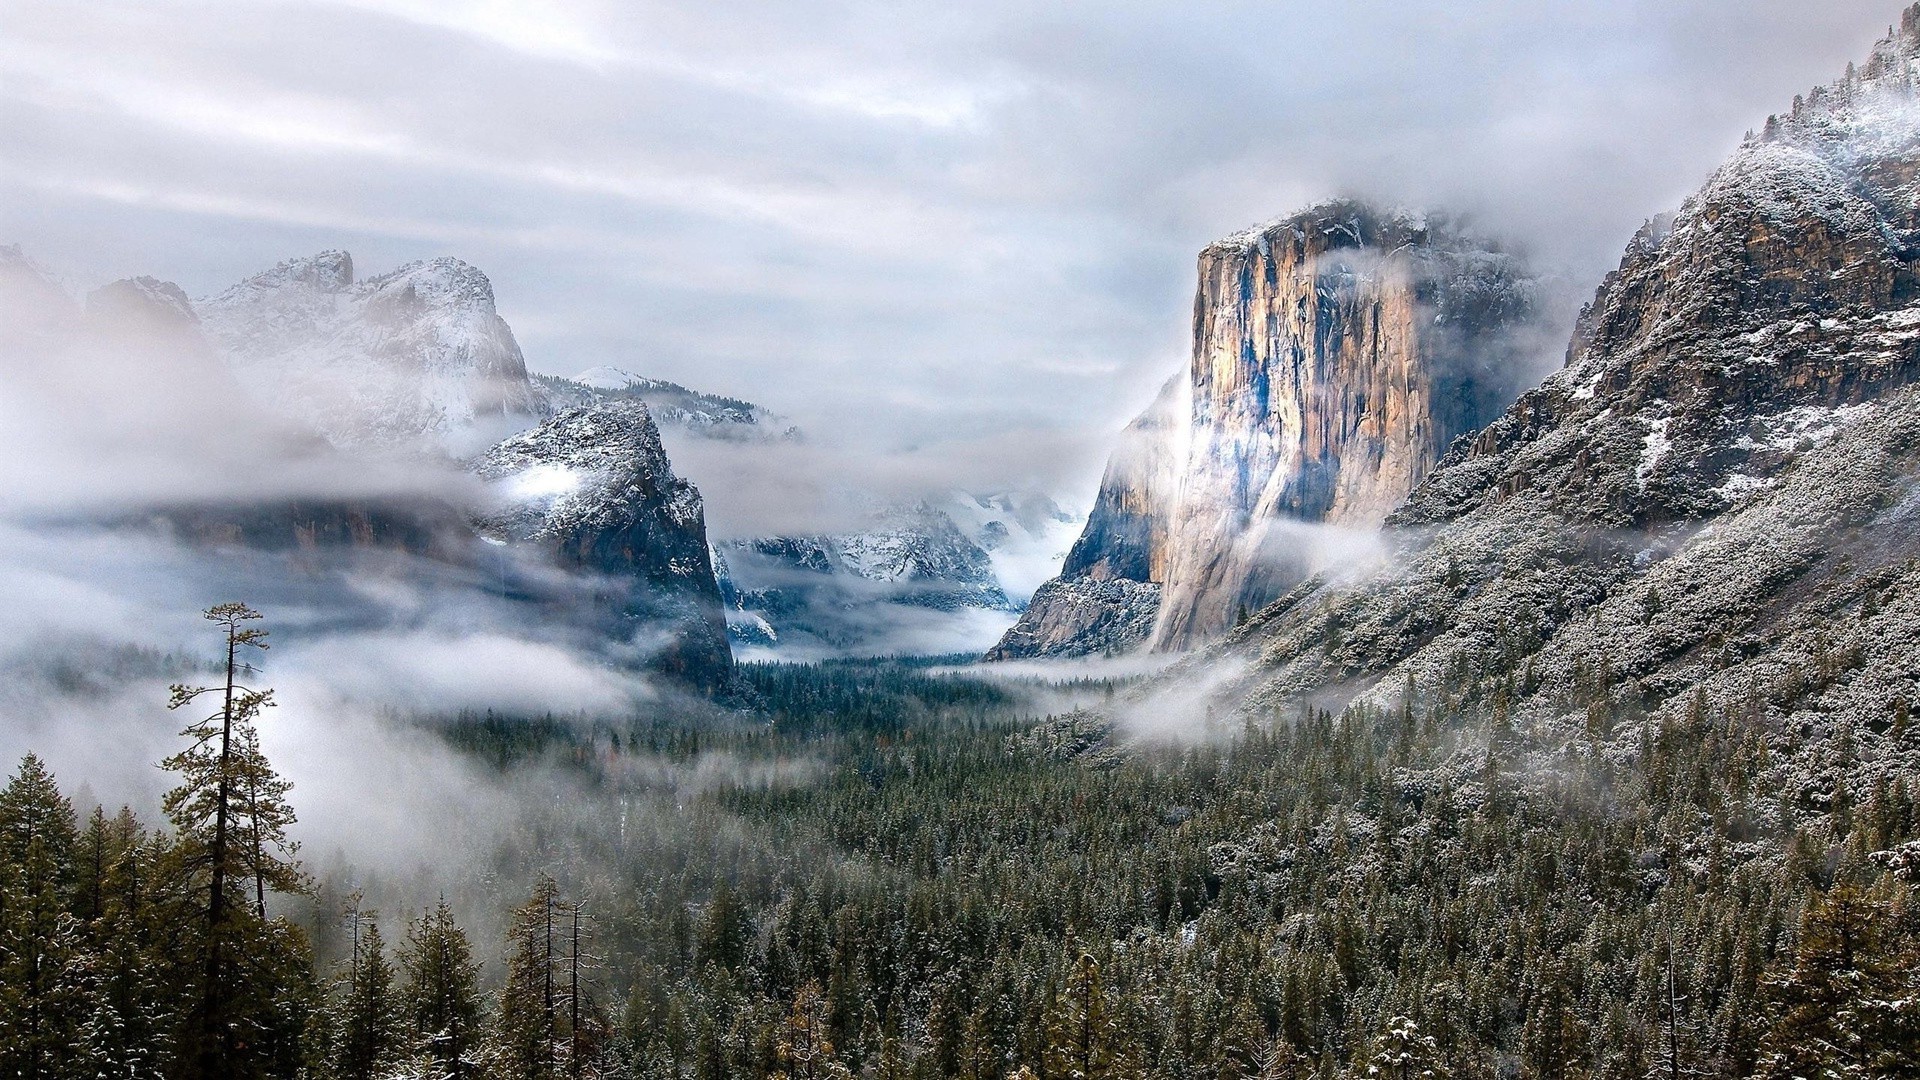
[991,202,1539,660]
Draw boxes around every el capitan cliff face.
[992,203,1539,659]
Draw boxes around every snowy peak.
[474,399,693,540]
[197,250,542,455]
[87,276,197,327]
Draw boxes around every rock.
[1216,7,1920,770]
[993,202,1541,659]
[473,399,733,691]
[197,251,544,455]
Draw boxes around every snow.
[1636,416,1671,485]
[195,251,543,454]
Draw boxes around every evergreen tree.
[1361,1017,1449,1080]
[403,899,484,1080]
[333,914,404,1080]
[0,754,83,1080]
[498,877,565,1080]
[161,602,310,1080]
[771,981,849,1080]
[1756,885,1918,1079]
[1040,951,1126,1080]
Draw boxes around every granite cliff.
[993,203,1540,659]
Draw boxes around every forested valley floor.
[4,633,1919,1080]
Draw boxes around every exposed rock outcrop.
[474,400,733,690]
[984,375,1184,660]
[992,203,1540,659]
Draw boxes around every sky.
[0,0,1903,500]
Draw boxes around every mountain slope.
[473,399,732,689]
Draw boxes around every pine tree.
[1755,885,1915,1079]
[1041,951,1127,1080]
[1361,1017,1449,1080]
[403,899,484,1080]
[161,602,310,1080]
[333,913,404,1080]
[771,981,849,1080]
[499,877,565,1080]
[0,754,83,1080]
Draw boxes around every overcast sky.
[0,0,1901,498]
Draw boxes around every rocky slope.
[985,375,1185,659]
[1199,10,1920,809]
[992,203,1540,659]
[197,251,544,455]
[472,400,732,689]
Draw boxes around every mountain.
[197,251,544,456]
[715,499,1015,654]
[1200,9,1920,803]
[534,367,796,442]
[473,400,732,689]
[984,376,1185,660]
[991,202,1541,660]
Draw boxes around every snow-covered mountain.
[197,251,544,456]
[534,367,796,442]
[714,499,1018,654]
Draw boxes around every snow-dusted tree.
[497,877,566,1080]
[772,980,850,1080]
[1041,950,1128,1080]
[1755,885,1918,1080]
[162,602,310,1079]
[332,912,405,1080]
[402,899,484,1080]
[1361,1017,1449,1080]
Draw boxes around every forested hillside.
[4,607,1917,1079]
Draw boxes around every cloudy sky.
[0,0,1900,498]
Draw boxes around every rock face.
[1214,10,1920,782]
[992,203,1539,659]
[474,400,732,690]
[984,375,1185,660]
[198,251,544,455]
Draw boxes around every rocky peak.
[1223,11,1920,748]
[1397,11,1920,535]
[474,398,732,690]
[197,250,542,455]
[86,277,198,327]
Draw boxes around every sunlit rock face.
[473,399,732,691]
[1152,202,1538,649]
[991,202,1539,659]
[1224,10,1920,741]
